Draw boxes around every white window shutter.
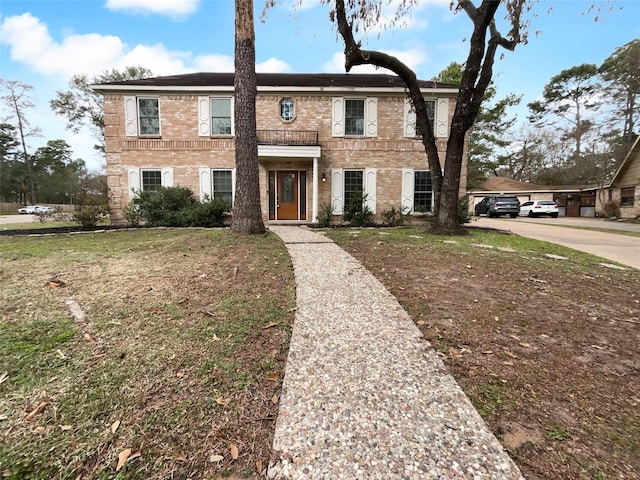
[199,168,212,201]
[124,96,138,137]
[331,168,343,214]
[436,98,449,138]
[230,97,235,136]
[364,168,377,213]
[127,168,141,199]
[331,97,344,137]
[403,98,416,137]
[231,168,236,206]
[401,169,414,212]
[198,97,211,137]
[365,97,378,137]
[161,167,174,187]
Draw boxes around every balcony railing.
[257,130,319,146]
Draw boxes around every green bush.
[73,204,111,228]
[343,191,374,227]
[316,203,334,228]
[133,186,196,227]
[131,186,228,227]
[184,198,229,227]
[381,205,409,227]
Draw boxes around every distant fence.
[0,203,76,214]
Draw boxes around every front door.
[277,171,299,220]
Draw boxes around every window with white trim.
[343,169,364,212]
[199,168,236,208]
[332,97,377,137]
[345,99,365,136]
[211,98,232,135]
[212,170,233,208]
[403,98,449,138]
[401,169,433,213]
[280,97,295,122]
[138,98,160,136]
[413,170,433,213]
[141,170,162,192]
[425,100,436,130]
[127,167,174,198]
[330,168,377,215]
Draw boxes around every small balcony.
[257,130,319,146]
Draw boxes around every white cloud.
[104,0,200,18]
[0,13,126,77]
[257,57,292,73]
[322,48,427,75]
[192,54,235,72]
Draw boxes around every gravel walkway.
[268,226,524,480]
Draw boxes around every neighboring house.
[601,136,640,219]
[92,73,465,225]
[469,177,598,217]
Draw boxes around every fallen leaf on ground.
[59,425,72,431]
[519,343,532,348]
[0,372,8,384]
[266,372,279,382]
[175,451,187,462]
[25,401,49,421]
[116,449,132,472]
[46,280,66,288]
[111,420,120,434]
[261,322,279,330]
[230,443,239,460]
[271,394,280,404]
[209,454,224,463]
[216,397,229,405]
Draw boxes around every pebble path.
[267,226,524,480]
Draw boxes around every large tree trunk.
[332,0,520,235]
[230,0,265,234]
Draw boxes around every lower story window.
[343,170,364,212]
[212,170,233,209]
[621,187,635,207]
[141,170,162,192]
[413,171,433,213]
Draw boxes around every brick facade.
[96,74,467,224]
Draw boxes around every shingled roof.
[94,72,457,90]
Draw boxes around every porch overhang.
[258,145,321,159]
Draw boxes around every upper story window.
[138,98,160,136]
[425,100,436,129]
[280,97,295,122]
[211,98,232,135]
[124,96,160,137]
[345,99,365,136]
[332,97,377,138]
[403,98,449,138]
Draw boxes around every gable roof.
[92,72,457,92]
[610,136,640,187]
[471,176,597,193]
[475,177,544,192]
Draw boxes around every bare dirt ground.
[328,227,640,480]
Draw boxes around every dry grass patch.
[0,229,295,479]
[328,227,640,480]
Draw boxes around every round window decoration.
[279,97,295,122]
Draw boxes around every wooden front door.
[277,171,298,220]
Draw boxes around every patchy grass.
[0,229,295,479]
[327,226,640,480]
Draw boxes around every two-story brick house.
[93,73,465,225]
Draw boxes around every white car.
[35,206,56,214]
[18,205,39,214]
[519,200,559,218]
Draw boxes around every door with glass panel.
[276,171,298,220]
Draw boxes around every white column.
[312,157,319,223]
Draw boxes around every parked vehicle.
[17,205,56,214]
[519,200,559,218]
[18,205,38,214]
[474,196,520,218]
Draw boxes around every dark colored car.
[474,196,520,218]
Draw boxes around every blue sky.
[1,0,639,171]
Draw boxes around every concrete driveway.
[470,216,640,270]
